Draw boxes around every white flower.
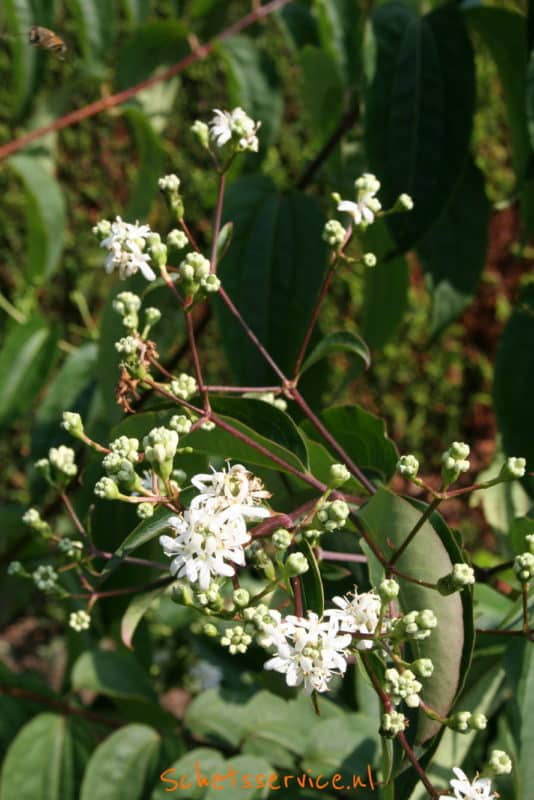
[209,107,261,153]
[190,463,271,520]
[444,768,497,800]
[263,611,352,694]
[325,588,382,649]
[337,173,382,227]
[160,502,251,590]
[69,610,91,632]
[99,216,156,281]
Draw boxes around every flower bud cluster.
[380,710,407,737]
[447,710,487,732]
[69,610,91,632]
[242,391,287,411]
[33,564,59,592]
[61,412,84,439]
[322,219,346,248]
[396,454,420,480]
[329,463,351,487]
[437,563,475,595]
[384,668,422,708]
[514,552,534,583]
[159,174,184,219]
[441,441,470,486]
[205,107,261,154]
[176,252,220,299]
[314,499,350,532]
[143,427,179,481]
[220,625,252,655]
[58,538,83,560]
[390,609,437,642]
[169,414,193,434]
[171,373,198,400]
[22,508,52,537]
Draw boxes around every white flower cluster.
[94,216,155,281]
[325,589,382,649]
[444,768,497,800]
[160,464,271,590]
[337,173,382,227]
[69,610,91,632]
[208,107,261,153]
[264,611,352,694]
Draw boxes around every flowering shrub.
[1,3,533,800]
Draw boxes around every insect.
[27,26,67,59]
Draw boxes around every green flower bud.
[7,561,24,577]
[316,499,350,531]
[514,551,534,583]
[469,712,487,731]
[144,307,161,327]
[48,445,77,483]
[58,538,83,559]
[61,411,84,439]
[362,252,377,268]
[378,578,400,602]
[285,552,309,577]
[329,463,351,487]
[171,373,198,400]
[272,528,292,551]
[438,563,475,595]
[500,456,526,480]
[167,229,189,251]
[94,476,120,500]
[411,658,434,678]
[220,625,252,655]
[69,610,91,632]
[22,508,51,537]
[232,588,250,608]
[487,750,513,776]
[380,710,406,737]
[397,193,414,211]
[143,427,179,480]
[172,582,194,606]
[322,219,346,248]
[396,454,419,480]
[191,120,210,149]
[137,502,155,519]
[527,533,534,555]
[169,415,192,434]
[441,442,470,487]
[448,711,471,732]
[201,273,221,294]
[110,436,139,462]
[93,219,112,239]
[32,564,59,592]
[202,623,218,637]
[417,609,437,629]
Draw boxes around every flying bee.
[27,26,67,59]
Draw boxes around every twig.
[0,686,121,728]
[0,0,294,161]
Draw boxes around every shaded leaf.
[116,20,188,89]
[123,107,165,219]
[72,649,158,704]
[0,318,59,432]
[121,584,169,649]
[298,46,344,147]
[9,155,67,283]
[301,331,370,376]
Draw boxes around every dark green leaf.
[365,2,474,249]
[300,331,370,376]
[203,755,274,800]
[152,748,226,800]
[116,20,188,89]
[9,155,67,282]
[123,107,165,219]
[219,36,282,150]
[121,0,150,25]
[518,643,534,796]
[311,0,363,86]
[80,724,160,800]
[357,489,473,742]
[4,0,38,117]
[69,0,117,65]
[298,46,344,146]
[510,515,534,557]
[301,712,378,779]
[0,318,59,432]
[121,584,169,649]
[114,407,309,475]
[72,649,158,704]
[0,713,93,800]
[418,159,490,336]
[297,538,325,616]
[301,405,398,482]
[494,284,534,496]
[215,175,327,384]
[31,343,98,460]
[184,689,251,748]
[0,697,29,756]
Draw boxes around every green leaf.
[301,405,398,482]
[219,36,283,150]
[152,748,226,800]
[494,284,534,497]
[298,46,344,147]
[114,407,309,476]
[185,689,251,748]
[31,343,98,460]
[215,175,327,384]
[123,107,165,219]
[510,515,534,556]
[418,158,490,336]
[121,0,150,25]
[300,331,370,376]
[203,755,274,800]
[72,649,158,704]
[357,489,474,742]
[0,696,30,756]
[9,155,67,282]
[116,20,188,89]
[297,538,325,616]
[518,644,534,797]
[0,713,93,800]
[69,0,117,65]
[0,318,59,432]
[365,2,475,249]
[80,724,160,800]
[301,712,378,779]
[311,0,363,86]
[4,0,38,117]
[121,584,169,649]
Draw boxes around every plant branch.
[0,0,294,161]
[388,497,441,567]
[0,686,121,728]
[296,104,360,190]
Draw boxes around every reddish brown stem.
[292,260,337,378]
[0,0,294,161]
[185,308,210,412]
[205,384,282,393]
